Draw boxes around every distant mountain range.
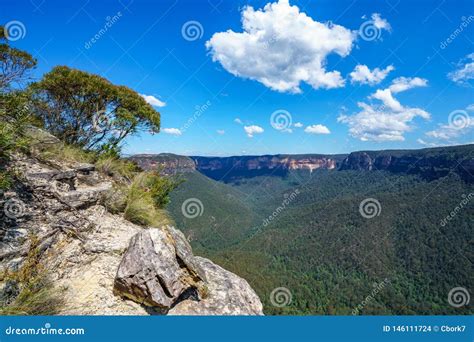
[130,144,474,182]
[129,144,474,315]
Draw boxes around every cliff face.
[339,145,474,182]
[0,149,263,315]
[131,154,343,182]
[129,154,196,175]
[130,144,474,183]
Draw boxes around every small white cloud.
[206,0,355,93]
[370,88,403,111]
[388,77,428,93]
[140,94,166,107]
[244,125,264,138]
[425,117,473,141]
[448,53,474,85]
[304,124,331,134]
[217,129,225,135]
[350,64,394,85]
[162,128,182,136]
[234,118,243,125]
[417,138,440,147]
[467,104,474,112]
[338,77,430,141]
[294,122,303,128]
[371,13,391,32]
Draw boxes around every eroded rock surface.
[114,226,263,315]
[0,151,263,315]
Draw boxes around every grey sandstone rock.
[114,227,263,315]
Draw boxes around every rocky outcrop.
[114,227,263,315]
[0,151,263,315]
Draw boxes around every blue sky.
[2,0,473,156]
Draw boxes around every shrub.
[29,66,160,151]
[103,171,179,227]
[0,235,64,315]
[95,156,139,182]
[0,25,37,90]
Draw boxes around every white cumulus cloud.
[294,122,303,128]
[304,124,331,134]
[350,64,394,85]
[371,13,391,32]
[234,118,243,125]
[162,128,182,136]
[217,129,225,135]
[388,77,428,93]
[244,125,264,138]
[448,53,474,85]
[206,0,355,93]
[338,77,430,141]
[140,94,166,107]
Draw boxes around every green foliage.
[30,66,160,151]
[123,172,173,226]
[103,171,178,227]
[167,171,256,249]
[0,26,37,90]
[95,156,139,182]
[167,167,474,315]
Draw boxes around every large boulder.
[114,226,263,315]
[168,256,263,315]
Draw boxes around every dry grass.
[0,235,64,315]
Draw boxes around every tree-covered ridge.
[164,147,474,315]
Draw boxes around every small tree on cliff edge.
[30,66,160,151]
[0,26,37,91]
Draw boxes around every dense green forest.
[166,161,474,315]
